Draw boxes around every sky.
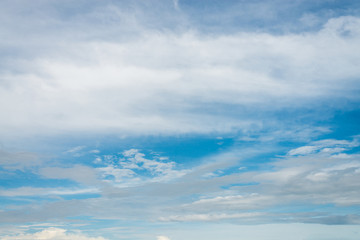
[1,0,360,239]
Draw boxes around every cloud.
[184,194,274,211]
[1,0,360,231]
[89,149,100,154]
[157,236,171,240]
[287,146,319,156]
[0,150,42,170]
[98,149,188,187]
[39,165,99,185]
[159,212,265,222]
[288,138,359,156]
[1,16,360,138]
[173,0,179,10]
[0,186,99,197]
[65,146,86,154]
[1,228,106,240]
[151,136,360,224]
[152,223,360,240]
[119,149,180,176]
[251,139,360,207]
[0,137,359,226]
[1,136,358,226]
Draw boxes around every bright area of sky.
[1,0,360,239]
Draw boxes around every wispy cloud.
[0,187,99,197]
[1,227,106,240]
[157,236,171,240]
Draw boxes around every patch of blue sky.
[36,134,235,168]
[0,197,34,208]
[322,109,360,140]
[0,188,102,207]
[219,145,285,171]
[0,170,77,189]
[0,195,60,208]
[4,97,357,169]
[143,135,234,163]
[59,193,101,201]
[178,0,360,33]
[220,182,259,190]
[73,103,356,165]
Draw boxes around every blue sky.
[1,0,360,239]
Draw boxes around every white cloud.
[159,212,265,222]
[1,16,360,137]
[152,223,360,240]
[288,146,319,155]
[157,236,171,240]
[99,149,188,187]
[89,150,100,154]
[120,149,176,175]
[1,227,106,240]
[187,194,273,209]
[65,146,86,154]
[288,138,359,156]
[0,187,99,197]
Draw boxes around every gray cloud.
[0,150,42,170]
[38,165,99,185]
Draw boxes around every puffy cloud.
[1,227,106,240]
